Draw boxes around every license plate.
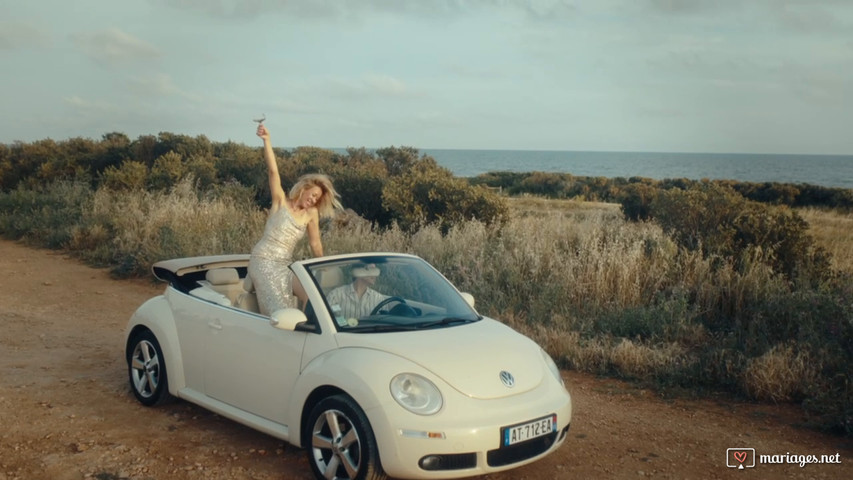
[502,414,556,446]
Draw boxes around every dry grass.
[798,207,853,274]
[327,199,687,322]
[502,315,696,380]
[507,195,622,218]
[741,343,818,402]
[70,179,266,275]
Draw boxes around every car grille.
[418,452,477,471]
[419,424,570,471]
[486,428,564,467]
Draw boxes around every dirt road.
[0,239,849,480]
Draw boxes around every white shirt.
[325,283,388,319]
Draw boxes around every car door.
[170,288,218,393]
[204,308,307,424]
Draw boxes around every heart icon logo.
[727,447,755,469]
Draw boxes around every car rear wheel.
[127,330,173,406]
[305,395,386,480]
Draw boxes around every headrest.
[206,268,240,285]
[243,275,254,292]
[317,267,343,289]
[352,264,380,278]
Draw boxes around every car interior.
[188,265,347,315]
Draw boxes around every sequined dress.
[248,207,306,315]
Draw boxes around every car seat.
[234,275,260,313]
[201,268,244,304]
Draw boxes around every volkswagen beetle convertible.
[125,252,572,479]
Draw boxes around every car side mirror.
[270,308,308,331]
[460,292,475,308]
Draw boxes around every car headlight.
[390,373,443,415]
[541,348,564,386]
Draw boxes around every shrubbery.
[469,170,853,210]
[1,134,507,232]
[645,182,831,284]
[0,179,92,248]
[383,159,508,232]
[620,182,658,221]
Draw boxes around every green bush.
[375,145,421,176]
[382,160,508,232]
[330,160,391,226]
[148,151,185,190]
[213,141,267,191]
[620,183,659,221]
[185,154,218,190]
[518,171,570,197]
[0,179,93,248]
[649,182,829,281]
[100,161,148,191]
[288,146,338,178]
[594,293,693,341]
[730,181,800,205]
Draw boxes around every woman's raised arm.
[257,124,286,210]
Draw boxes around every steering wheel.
[370,296,407,316]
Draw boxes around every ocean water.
[420,150,853,190]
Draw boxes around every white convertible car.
[125,252,572,480]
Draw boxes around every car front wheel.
[305,395,386,480]
[127,330,173,406]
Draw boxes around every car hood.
[335,318,546,399]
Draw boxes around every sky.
[2,0,852,154]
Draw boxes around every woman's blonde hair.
[289,173,342,219]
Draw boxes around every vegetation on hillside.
[471,170,853,211]
[0,133,507,230]
[1,133,851,436]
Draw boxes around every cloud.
[328,73,420,100]
[0,22,49,50]
[646,0,730,15]
[268,98,325,115]
[147,0,477,21]
[445,62,508,80]
[363,74,411,96]
[147,0,333,20]
[127,73,201,102]
[70,27,161,66]
[767,2,848,33]
[62,95,118,113]
[644,0,853,34]
[512,0,579,22]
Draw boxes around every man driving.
[325,263,388,319]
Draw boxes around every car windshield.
[306,256,481,332]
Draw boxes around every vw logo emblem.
[499,370,515,388]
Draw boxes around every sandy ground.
[0,239,850,480]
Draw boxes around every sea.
[414,150,853,190]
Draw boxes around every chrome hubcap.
[311,409,361,479]
[130,340,160,398]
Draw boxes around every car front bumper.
[367,381,572,479]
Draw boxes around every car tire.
[127,330,174,406]
[305,394,386,480]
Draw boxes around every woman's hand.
[256,124,270,142]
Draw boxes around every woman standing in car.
[248,123,341,315]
